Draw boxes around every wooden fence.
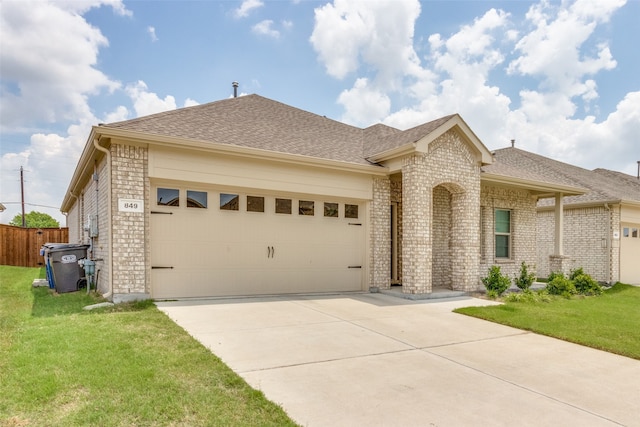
[0,224,69,267]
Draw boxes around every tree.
[10,211,60,228]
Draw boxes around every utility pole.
[20,166,26,227]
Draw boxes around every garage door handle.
[348,265,362,269]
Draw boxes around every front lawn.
[455,283,640,360]
[0,266,298,426]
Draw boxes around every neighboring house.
[61,94,583,302]
[491,147,640,285]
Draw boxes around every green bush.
[569,267,585,281]
[482,266,511,298]
[504,289,552,303]
[546,276,576,298]
[548,271,565,282]
[514,261,536,291]
[573,273,603,296]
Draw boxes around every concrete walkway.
[156,293,640,426]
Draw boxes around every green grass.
[455,283,640,360]
[0,266,298,427]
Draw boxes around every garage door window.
[220,194,239,211]
[299,200,314,216]
[345,204,358,219]
[324,202,338,217]
[247,196,264,213]
[157,188,179,206]
[275,198,291,214]
[187,190,207,208]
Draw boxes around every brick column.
[370,177,391,291]
[402,154,431,294]
[451,189,480,291]
[111,144,149,302]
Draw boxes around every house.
[61,94,585,302]
[488,148,640,285]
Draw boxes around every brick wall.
[110,143,149,300]
[480,184,537,281]
[537,204,620,282]
[370,177,391,290]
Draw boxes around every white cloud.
[338,78,390,125]
[125,80,177,117]
[184,98,200,108]
[147,26,158,42]
[234,0,263,18]
[313,0,637,177]
[310,0,423,84]
[0,0,127,132]
[507,1,620,97]
[252,20,280,38]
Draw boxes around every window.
[187,190,207,208]
[220,193,239,211]
[623,227,630,238]
[299,200,314,216]
[345,204,358,219]
[494,209,511,258]
[157,188,179,206]
[247,196,264,213]
[324,202,338,217]
[633,228,639,238]
[275,198,291,214]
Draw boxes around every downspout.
[93,138,113,299]
[604,203,611,284]
[68,192,78,242]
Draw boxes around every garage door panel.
[151,189,365,298]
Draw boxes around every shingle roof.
[362,115,456,158]
[487,148,640,206]
[104,94,371,165]
[101,94,461,167]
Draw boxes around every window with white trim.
[494,209,512,259]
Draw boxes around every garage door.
[620,223,640,285]
[150,186,366,298]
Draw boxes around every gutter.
[481,172,586,196]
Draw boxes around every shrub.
[573,273,603,296]
[504,289,552,303]
[546,276,576,298]
[482,266,511,298]
[569,267,585,281]
[548,271,565,282]
[514,261,536,291]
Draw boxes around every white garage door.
[150,186,366,298]
[620,223,640,285]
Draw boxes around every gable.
[366,114,493,166]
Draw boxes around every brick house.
[491,148,640,285]
[61,94,584,302]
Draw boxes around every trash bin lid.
[45,243,90,252]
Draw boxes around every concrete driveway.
[156,293,640,426]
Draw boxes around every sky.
[1,0,639,225]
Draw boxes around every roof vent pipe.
[510,139,515,148]
[232,81,239,98]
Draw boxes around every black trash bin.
[48,244,90,293]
